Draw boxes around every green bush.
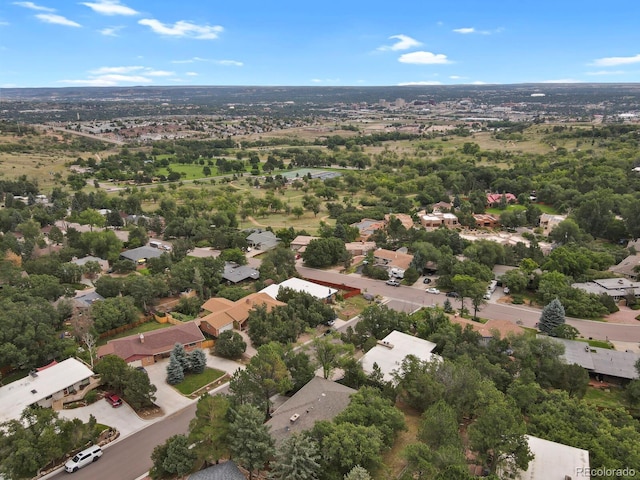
[511,294,524,305]
[85,390,98,404]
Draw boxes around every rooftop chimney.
[139,333,145,343]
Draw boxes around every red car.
[105,393,123,407]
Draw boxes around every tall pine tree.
[539,298,566,335]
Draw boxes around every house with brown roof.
[473,213,500,229]
[350,218,386,241]
[385,213,414,230]
[290,235,317,252]
[199,292,286,337]
[372,248,414,271]
[96,321,205,367]
[609,253,640,281]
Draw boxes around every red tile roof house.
[486,192,517,207]
[198,292,286,338]
[96,321,205,367]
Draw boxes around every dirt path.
[246,216,265,227]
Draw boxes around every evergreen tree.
[539,298,566,335]
[228,404,274,480]
[150,434,196,479]
[344,466,373,480]
[170,342,191,372]
[189,349,207,374]
[166,354,184,385]
[269,433,322,480]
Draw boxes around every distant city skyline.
[1,0,639,88]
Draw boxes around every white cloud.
[36,13,81,27]
[453,26,497,35]
[310,78,340,84]
[80,0,138,16]
[398,81,442,86]
[99,26,122,36]
[90,65,143,74]
[471,81,488,85]
[449,75,465,79]
[398,51,450,65]
[139,18,223,40]
[146,70,174,77]
[186,72,198,76]
[217,60,243,66]
[378,34,422,51]
[60,74,153,86]
[0,21,9,26]
[13,1,54,12]
[89,66,173,77]
[586,70,625,76]
[591,54,640,67]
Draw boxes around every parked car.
[423,277,432,284]
[446,291,459,298]
[105,392,123,408]
[386,279,401,287]
[426,287,440,294]
[503,287,510,294]
[135,366,147,375]
[64,445,102,473]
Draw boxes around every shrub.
[85,390,98,404]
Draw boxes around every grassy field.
[173,367,226,395]
[376,401,421,480]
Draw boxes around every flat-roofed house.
[419,211,459,229]
[260,278,338,302]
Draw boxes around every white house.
[0,358,96,423]
[260,278,338,302]
[360,330,441,382]
[509,435,590,480]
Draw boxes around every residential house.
[450,317,525,345]
[360,330,442,382]
[119,245,164,265]
[266,376,356,445]
[199,292,285,337]
[246,229,280,251]
[290,235,317,253]
[572,277,640,302]
[539,213,567,237]
[486,192,517,207]
[609,253,640,281]
[473,213,500,229]
[73,290,105,309]
[71,255,109,273]
[0,358,97,423]
[188,461,246,480]
[507,435,589,480]
[260,278,338,302]
[372,248,414,273]
[350,218,386,241]
[222,262,260,284]
[385,213,414,230]
[431,201,452,213]
[96,321,205,367]
[544,336,639,382]
[418,210,459,229]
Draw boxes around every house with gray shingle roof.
[266,376,356,445]
[188,460,245,480]
[246,229,280,251]
[119,245,164,264]
[222,262,260,284]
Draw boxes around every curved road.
[296,265,640,343]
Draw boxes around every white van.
[64,445,102,473]
[149,240,162,249]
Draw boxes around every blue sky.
[1,0,639,88]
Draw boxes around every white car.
[64,445,102,473]
[426,287,440,294]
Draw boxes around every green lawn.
[174,367,226,395]
[584,385,627,409]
